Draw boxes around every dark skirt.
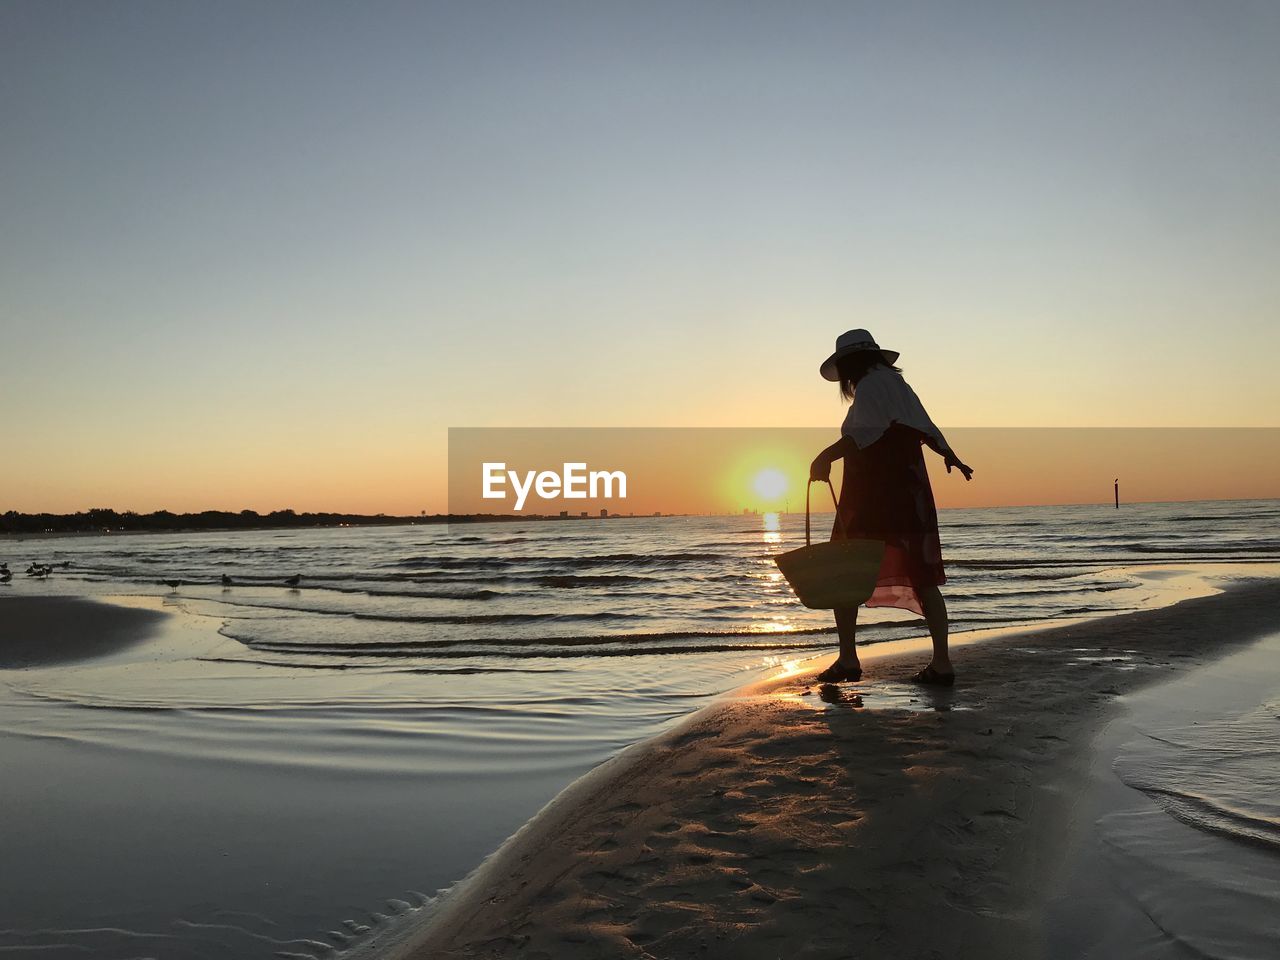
[831,424,946,615]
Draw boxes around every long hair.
[837,352,902,402]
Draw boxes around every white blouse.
[841,366,950,452]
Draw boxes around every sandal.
[911,665,955,687]
[815,660,863,683]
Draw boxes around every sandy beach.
[0,596,168,668]
[3,535,1278,958]
[365,577,1280,960]
[8,4,1280,957]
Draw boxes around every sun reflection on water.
[757,512,793,633]
[762,511,781,544]
[767,658,804,681]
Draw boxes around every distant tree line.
[0,508,614,534]
[0,508,429,535]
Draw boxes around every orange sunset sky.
[448,429,1280,516]
[3,4,1279,515]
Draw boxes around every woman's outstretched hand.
[944,451,974,481]
[809,455,831,482]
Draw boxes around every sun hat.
[819,329,900,381]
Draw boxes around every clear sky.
[3,1,1278,514]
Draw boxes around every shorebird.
[220,574,233,587]
[163,579,182,591]
[284,574,302,587]
[0,570,11,583]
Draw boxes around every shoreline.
[1044,628,1280,957]
[363,576,1280,960]
[4,563,1277,958]
[5,496,1276,543]
[0,596,169,668]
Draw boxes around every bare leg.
[815,607,862,681]
[916,585,953,674]
[833,606,860,667]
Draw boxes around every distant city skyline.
[3,2,1279,513]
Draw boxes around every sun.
[752,467,789,502]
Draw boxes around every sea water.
[1047,631,1280,960]
[1,499,1278,957]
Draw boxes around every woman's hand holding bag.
[773,480,885,610]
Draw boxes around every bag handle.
[804,478,842,546]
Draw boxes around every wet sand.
[370,578,1280,960]
[1045,629,1280,958]
[0,596,168,668]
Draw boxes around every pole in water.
[1114,478,1119,509]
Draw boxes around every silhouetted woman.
[809,329,973,686]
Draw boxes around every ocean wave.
[229,618,1042,659]
[236,638,839,658]
[1114,715,1280,854]
[1119,782,1280,852]
[348,610,642,625]
[340,587,504,601]
[221,613,1047,656]
[195,656,568,675]
[532,574,651,587]
[1126,542,1280,555]
[942,519,1048,529]
[391,551,740,570]
[957,582,1130,600]
[221,623,841,651]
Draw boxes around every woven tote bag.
[774,480,885,609]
